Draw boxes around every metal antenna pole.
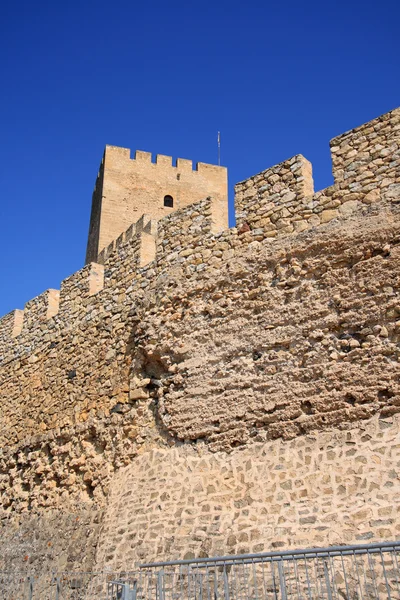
[217,131,221,166]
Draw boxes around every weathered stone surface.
[235,107,399,240]
[0,509,102,573]
[363,189,381,204]
[320,209,339,222]
[0,106,399,573]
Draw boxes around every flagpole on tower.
[217,131,221,166]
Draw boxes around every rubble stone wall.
[0,508,102,574]
[0,107,399,573]
[235,107,400,236]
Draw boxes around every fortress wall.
[85,158,105,264]
[1,202,399,514]
[156,197,214,261]
[235,155,315,231]
[22,289,60,336]
[102,215,158,290]
[58,263,104,321]
[102,230,145,289]
[141,214,400,451]
[0,107,399,571]
[235,107,400,237]
[0,310,23,356]
[0,108,399,448]
[331,106,400,192]
[0,508,102,573]
[2,107,399,367]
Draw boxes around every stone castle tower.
[85,145,228,263]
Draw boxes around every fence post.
[53,576,61,600]
[277,562,287,600]
[157,570,165,600]
[131,580,138,600]
[118,583,132,600]
[323,561,333,600]
[223,566,229,600]
[213,569,218,600]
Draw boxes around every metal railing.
[0,541,399,599]
[139,541,400,600]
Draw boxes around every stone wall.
[331,108,400,192]
[0,106,399,573]
[235,107,400,237]
[95,414,400,570]
[0,508,102,573]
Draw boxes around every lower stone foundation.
[1,414,399,574]
[0,508,102,574]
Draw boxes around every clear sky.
[0,0,398,317]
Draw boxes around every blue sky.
[0,0,398,317]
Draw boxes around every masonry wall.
[0,107,399,574]
[0,508,102,574]
[235,107,399,236]
[85,145,228,263]
[85,160,105,265]
[96,414,400,569]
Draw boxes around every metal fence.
[139,541,400,600]
[1,541,399,599]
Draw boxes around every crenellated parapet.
[100,214,158,289]
[156,197,215,262]
[1,106,399,363]
[1,106,400,569]
[235,155,314,233]
[235,106,400,238]
[58,262,105,319]
[0,268,104,360]
[331,108,399,193]
[0,310,24,349]
[22,289,60,335]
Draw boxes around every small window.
[164,195,174,208]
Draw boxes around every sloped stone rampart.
[95,414,400,569]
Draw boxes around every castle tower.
[85,145,228,263]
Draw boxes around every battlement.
[0,310,23,343]
[85,144,228,264]
[105,145,227,174]
[235,107,399,235]
[1,106,399,360]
